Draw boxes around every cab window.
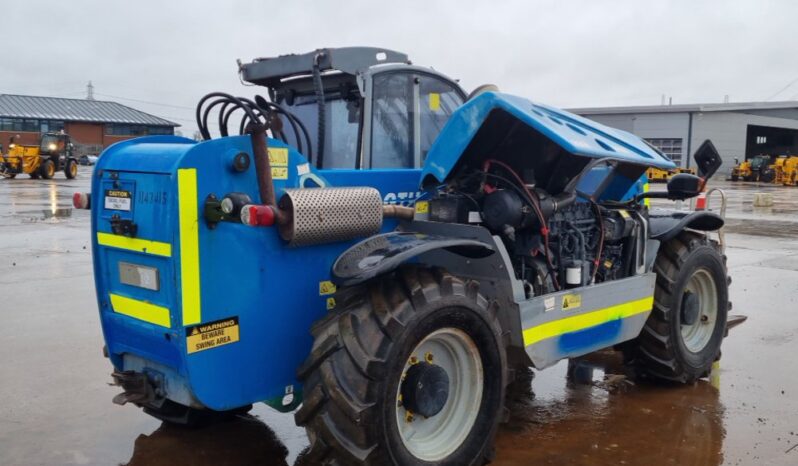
[370,72,464,169]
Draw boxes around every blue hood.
[421,92,676,187]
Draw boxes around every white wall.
[691,112,798,174]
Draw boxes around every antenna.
[87,81,95,100]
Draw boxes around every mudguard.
[331,231,495,286]
[648,208,724,242]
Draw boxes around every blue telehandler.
[78,47,733,465]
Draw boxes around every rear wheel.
[29,172,40,179]
[65,159,78,179]
[40,160,55,179]
[730,174,738,181]
[760,169,774,183]
[296,267,507,465]
[628,232,728,382]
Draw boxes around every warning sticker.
[268,148,289,166]
[186,316,240,354]
[618,209,630,219]
[105,189,132,211]
[319,280,337,295]
[544,296,555,312]
[562,294,582,311]
[271,167,288,180]
[429,93,441,111]
[326,297,336,310]
[415,201,429,214]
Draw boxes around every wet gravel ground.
[0,174,796,465]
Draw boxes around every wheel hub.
[681,291,700,326]
[400,361,449,418]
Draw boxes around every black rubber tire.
[760,169,775,183]
[40,160,55,179]
[629,232,729,383]
[29,172,40,179]
[5,173,16,179]
[65,159,78,179]
[142,399,252,427]
[730,175,738,182]
[295,266,507,466]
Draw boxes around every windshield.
[39,135,63,154]
[751,156,768,169]
[279,94,361,169]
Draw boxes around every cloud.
[2,0,797,134]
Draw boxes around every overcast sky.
[3,0,797,134]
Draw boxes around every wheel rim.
[680,268,718,352]
[395,327,483,461]
[70,163,77,176]
[47,164,54,177]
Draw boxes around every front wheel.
[628,232,729,383]
[40,160,55,179]
[296,267,507,465]
[65,159,78,179]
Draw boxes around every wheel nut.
[409,356,418,365]
[425,352,434,363]
[405,411,414,423]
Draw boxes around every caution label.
[562,294,582,311]
[319,280,337,295]
[105,189,132,211]
[186,316,240,354]
[415,201,429,214]
[268,148,289,166]
[271,166,288,180]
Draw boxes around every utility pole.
[87,81,95,100]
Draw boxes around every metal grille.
[278,187,383,247]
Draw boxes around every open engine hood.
[420,92,676,188]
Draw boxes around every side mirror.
[667,173,703,200]
[693,139,722,180]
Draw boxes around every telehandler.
[730,155,773,182]
[77,47,735,465]
[1,132,79,179]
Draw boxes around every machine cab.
[241,47,467,171]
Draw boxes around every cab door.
[320,68,465,205]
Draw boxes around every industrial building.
[570,101,798,173]
[0,94,178,154]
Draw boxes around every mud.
[1,175,797,465]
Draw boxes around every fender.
[331,229,495,287]
[332,221,528,352]
[648,208,724,242]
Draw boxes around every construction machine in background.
[774,156,798,186]
[646,166,696,183]
[730,155,773,182]
[0,132,79,179]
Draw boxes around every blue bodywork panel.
[421,91,675,185]
[93,136,422,411]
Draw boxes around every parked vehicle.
[77,47,735,465]
[0,132,78,179]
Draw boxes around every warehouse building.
[569,101,798,173]
[0,94,178,154]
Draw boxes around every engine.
[428,164,642,298]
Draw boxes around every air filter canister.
[278,187,384,247]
